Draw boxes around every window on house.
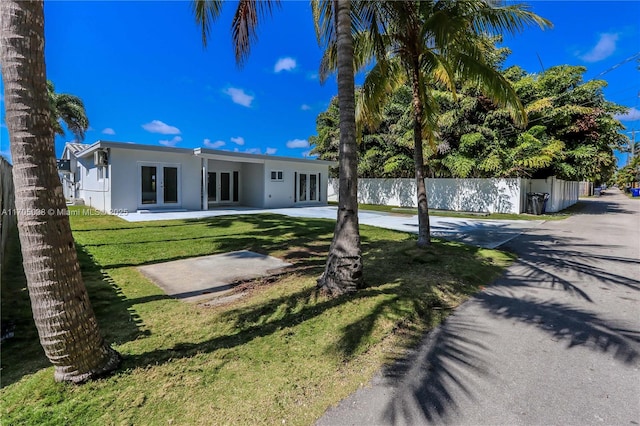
[97,166,108,180]
[270,170,284,181]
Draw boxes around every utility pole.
[630,129,636,165]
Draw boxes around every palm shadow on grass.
[121,234,502,376]
[88,214,340,270]
[0,243,152,388]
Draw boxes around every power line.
[592,51,640,79]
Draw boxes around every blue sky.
[1,1,639,166]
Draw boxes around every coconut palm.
[328,0,550,247]
[1,0,120,383]
[47,80,90,142]
[193,0,367,294]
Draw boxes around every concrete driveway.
[122,206,544,249]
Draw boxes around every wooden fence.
[1,156,17,278]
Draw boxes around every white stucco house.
[58,141,334,212]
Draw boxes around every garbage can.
[526,193,543,215]
[631,188,640,197]
[541,193,550,213]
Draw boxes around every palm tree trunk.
[1,0,120,383]
[317,0,363,295]
[410,58,431,247]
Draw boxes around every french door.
[208,171,239,204]
[139,163,181,208]
[296,172,321,203]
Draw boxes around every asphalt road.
[317,188,640,426]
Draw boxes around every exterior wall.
[241,163,265,207]
[263,160,329,208]
[329,177,577,214]
[70,144,332,211]
[76,157,111,211]
[109,148,202,212]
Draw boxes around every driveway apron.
[317,188,640,426]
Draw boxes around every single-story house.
[58,141,334,212]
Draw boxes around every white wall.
[76,157,111,211]
[241,163,265,207]
[109,148,202,212]
[263,160,329,208]
[329,177,578,214]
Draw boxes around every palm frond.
[192,0,223,48]
[231,0,279,66]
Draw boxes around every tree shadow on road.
[374,195,640,424]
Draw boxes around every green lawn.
[1,207,514,425]
[330,201,575,220]
[329,201,578,220]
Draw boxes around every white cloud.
[223,87,254,107]
[265,147,277,155]
[301,104,311,111]
[274,57,297,73]
[580,33,619,63]
[306,72,319,80]
[102,127,116,135]
[159,136,182,147]
[245,148,261,154]
[615,107,640,122]
[142,120,181,135]
[301,150,316,158]
[286,138,309,149]
[204,138,226,149]
[231,136,245,146]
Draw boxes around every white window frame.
[270,170,284,181]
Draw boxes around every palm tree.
[47,80,90,142]
[348,0,550,246]
[193,0,365,294]
[312,0,364,294]
[1,0,120,383]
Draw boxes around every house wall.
[76,157,111,211]
[241,163,265,207]
[263,160,329,208]
[109,148,202,212]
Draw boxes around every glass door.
[207,171,239,205]
[141,166,157,205]
[139,163,180,208]
[163,167,178,204]
[296,173,320,203]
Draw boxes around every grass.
[1,207,514,425]
[329,201,574,221]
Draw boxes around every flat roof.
[72,140,336,166]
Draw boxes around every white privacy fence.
[328,176,579,214]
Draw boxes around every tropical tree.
[192,0,364,294]
[312,0,365,294]
[352,0,550,247]
[1,0,120,383]
[47,80,90,142]
[311,87,416,178]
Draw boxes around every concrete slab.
[121,206,543,249]
[138,250,291,303]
